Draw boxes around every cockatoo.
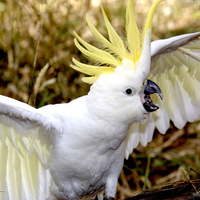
[0,0,200,199]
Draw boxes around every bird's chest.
[50,131,126,198]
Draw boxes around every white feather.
[0,95,54,200]
[125,32,200,157]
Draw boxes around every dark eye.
[124,87,135,96]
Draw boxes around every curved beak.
[142,79,163,112]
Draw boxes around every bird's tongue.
[141,79,163,112]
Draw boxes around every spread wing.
[125,32,200,158]
[0,95,58,200]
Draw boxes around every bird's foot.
[103,197,115,200]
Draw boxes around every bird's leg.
[103,197,115,200]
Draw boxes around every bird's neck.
[83,95,131,152]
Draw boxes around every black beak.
[142,79,163,112]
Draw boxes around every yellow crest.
[71,0,164,84]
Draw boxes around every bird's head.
[71,0,163,123]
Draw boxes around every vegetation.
[0,0,200,199]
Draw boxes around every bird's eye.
[124,87,135,96]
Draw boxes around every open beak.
[141,79,163,112]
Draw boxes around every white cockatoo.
[0,0,200,199]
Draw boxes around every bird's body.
[0,0,200,199]
[35,67,148,199]
[43,96,128,199]
[0,70,148,199]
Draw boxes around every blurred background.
[0,0,200,199]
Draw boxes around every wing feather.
[125,115,155,159]
[151,73,170,134]
[125,32,200,158]
[0,95,54,199]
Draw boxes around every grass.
[0,0,200,199]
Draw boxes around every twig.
[154,130,184,153]
[27,0,49,105]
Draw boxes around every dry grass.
[0,0,200,199]
[117,123,200,199]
